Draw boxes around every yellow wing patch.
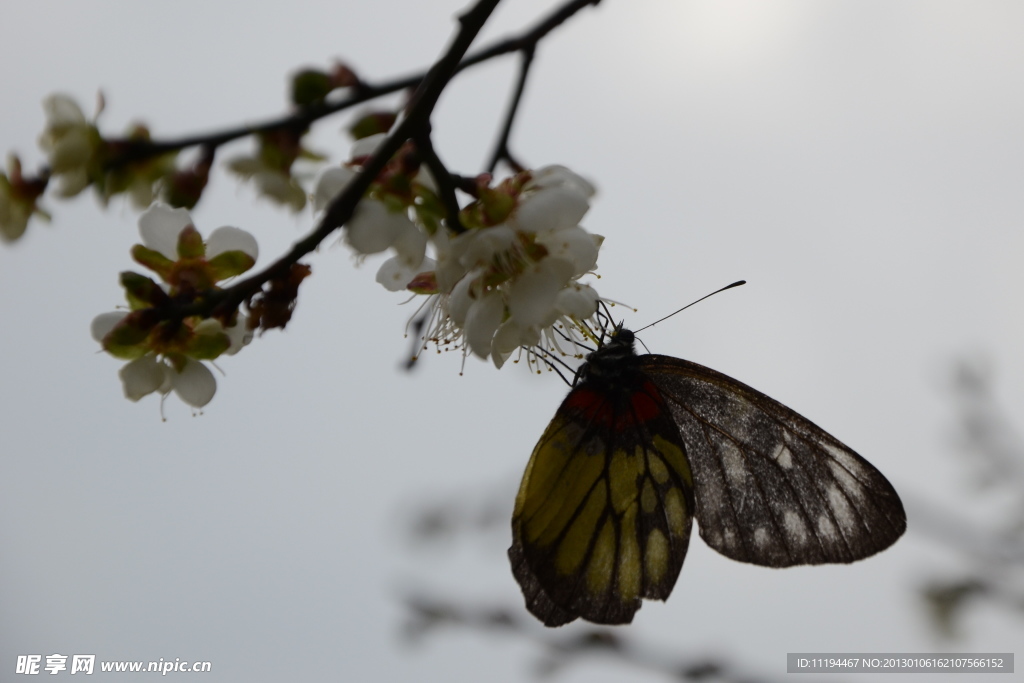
[509,387,696,626]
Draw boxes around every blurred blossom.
[37,93,103,197]
[0,155,49,242]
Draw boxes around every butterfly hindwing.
[509,375,696,626]
[640,355,907,567]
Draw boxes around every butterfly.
[508,323,906,626]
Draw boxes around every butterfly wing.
[509,378,696,625]
[640,355,906,567]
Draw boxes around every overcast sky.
[2,1,1022,681]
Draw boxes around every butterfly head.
[575,323,640,385]
[601,323,633,350]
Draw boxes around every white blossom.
[138,203,258,262]
[91,205,257,411]
[417,165,605,365]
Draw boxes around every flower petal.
[494,319,540,354]
[56,168,90,198]
[171,359,217,408]
[376,254,430,292]
[555,283,600,318]
[529,165,596,198]
[207,225,259,261]
[312,166,356,212]
[139,203,194,259]
[392,220,427,268]
[507,266,563,328]
[118,355,167,402]
[464,291,504,360]
[0,198,29,242]
[42,94,86,127]
[48,130,94,173]
[415,166,438,193]
[535,225,600,275]
[223,317,253,355]
[90,311,127,342]
[445,271,479,326]
[345,199,407,254]
[254,170,306,212]
[433,230,472,293]
[351,133,387,159]
[515,184,590,233]
[459,225,516,270]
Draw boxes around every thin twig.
[412,124,466,234]
[486,46,535,174]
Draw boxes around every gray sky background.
[2,1,1022,681]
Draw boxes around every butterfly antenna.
[634,280,746,334]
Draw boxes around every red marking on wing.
[629,381,664,422]
[564,381,665,428]
[564,389,613,423]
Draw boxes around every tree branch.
[101,0,602,170]
[107,0,604,326]
[203,0,503,319]
[412,125,466,234]
[485,46,534,174]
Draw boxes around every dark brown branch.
[102,0,603,170]
[104,0,604,328]
[165,0,603,325]
[412,125,466,234]
[485,46,534,174]
[198,0,503,320]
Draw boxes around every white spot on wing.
[828,459,865,500]
[720,441,747,486]
[828,485,857,532]
[772,443,793,469]
[784,510,808,546]
[817,514,837,541]
[822,441,865,478]
[754,527,769,548]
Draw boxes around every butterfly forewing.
[509,373,696,626]
[641,355,907,567]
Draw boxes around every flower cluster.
[429,166,604,367]
[34,94,179,218]
[315,145,605,368]
[91,204,258,409]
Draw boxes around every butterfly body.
[509,326,906,626]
